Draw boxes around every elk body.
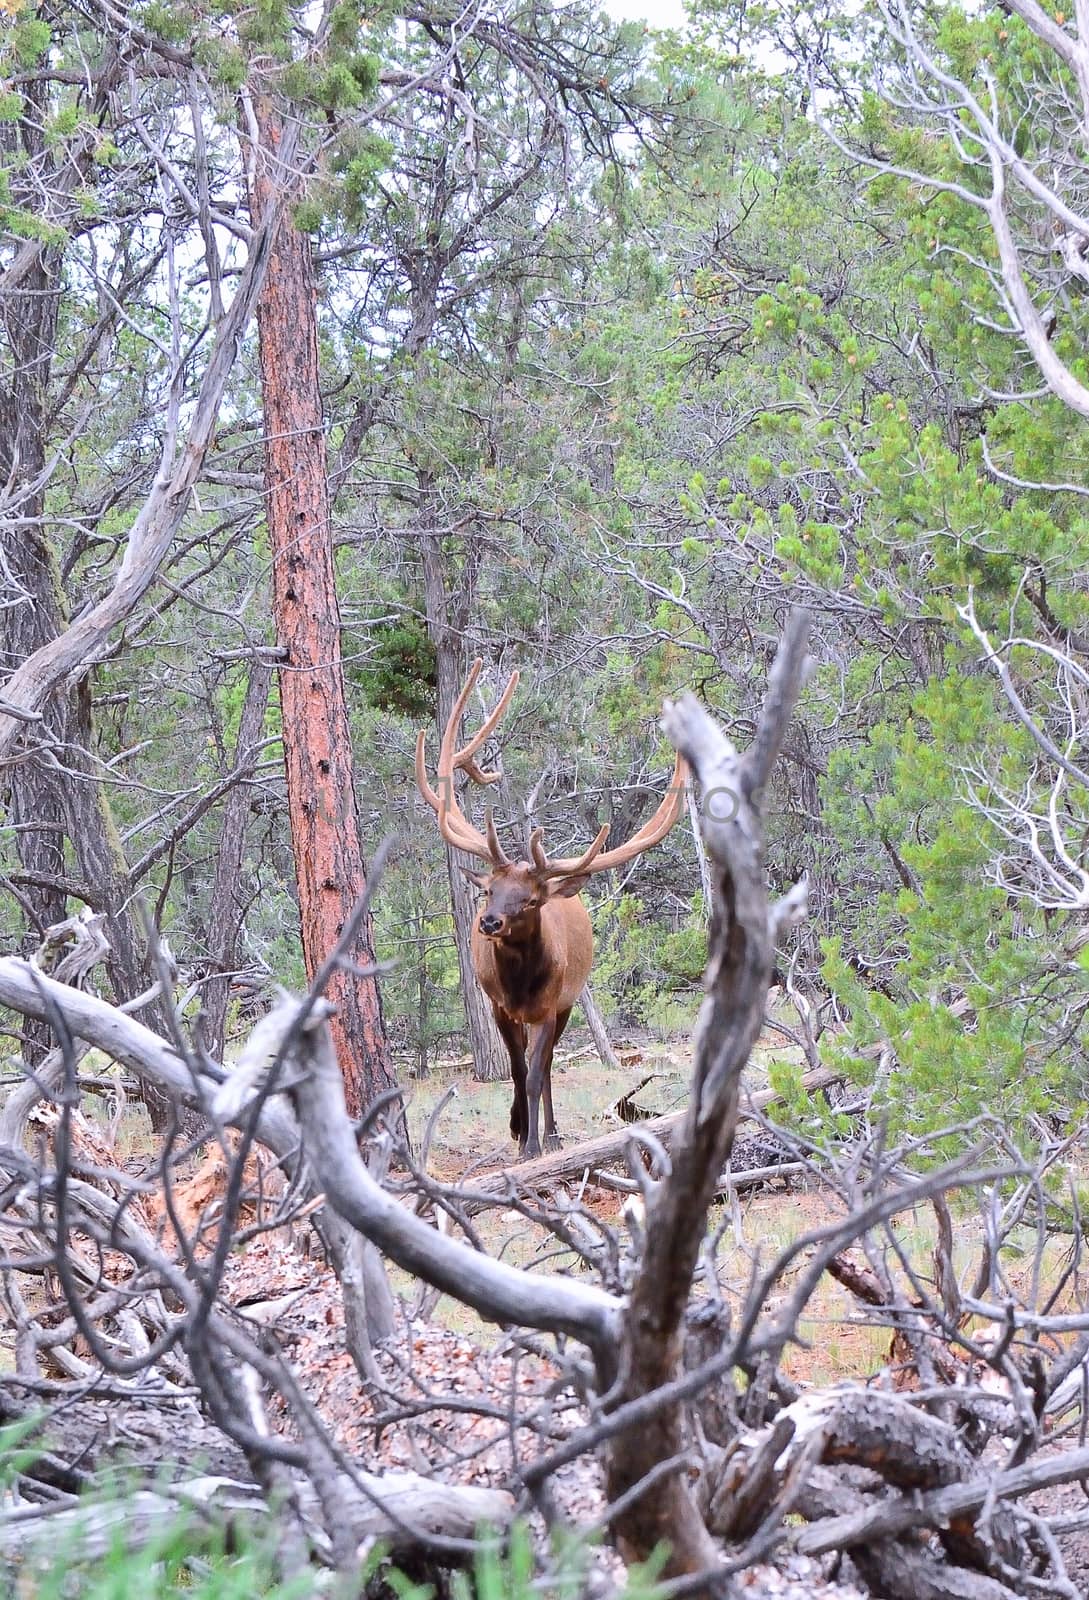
[417,663,689,1159]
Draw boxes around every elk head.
[463,859,590,945]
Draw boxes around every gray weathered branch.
[281,1002,624,1356]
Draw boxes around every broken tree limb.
[0,958,395,1347]
[0,190,284,767]
[280,997,625,1358]
[799,1465,1024,1600]
[578,981,621,1073]
[712,1387,1029,1588]
[336,1473,513,1550]
[602,608,814,1579]
[0,1383,514,1568]
[592,1159,809,1199]
[796,1440,1089,1558]
[827,1249,971,1389]
[0,1474,514,1567]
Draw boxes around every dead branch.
[5,615,1088,1597]
[0,162,289,766]
[797,1437,1089,1557]
[598,607,813,1579]
[278,1000,623,1355]
[0,956,393,1351]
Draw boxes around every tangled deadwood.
[3,612,1089,1596]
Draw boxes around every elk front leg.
[494,1009,528,1148]
[524,1015,558,1160]
[541,1007,572,1150]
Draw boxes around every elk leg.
[524,1016,558,1160]
[542,1007,572,1150]
[495,1009,528,1147]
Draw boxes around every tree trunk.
[579,982,620,1073]
[686,785,713,916]
[59,699,185,1135]
[2,577,189,1131]
[0,80,178,1127]
[447,856,508,1082]
[0,72,72,1062]
[603,613,812,1581]
[247,93,398,1123]
[199,659,273,1060]
[418,502,507,1083]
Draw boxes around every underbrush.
[1,1436,666,1600]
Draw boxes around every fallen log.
[799,1467,1024,1600]
[0,1381,515,1565]
[796,1440,1089,1558]
[0,1471,515,1566]
[459,1066,841,1204]
[711,1388,1031,1595]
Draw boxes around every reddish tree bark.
[248,96,397,1120]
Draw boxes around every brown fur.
[466,862,591,1157]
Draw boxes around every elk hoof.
[544,1132,563,1152]
[519,1141,541,1162]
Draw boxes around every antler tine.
[414,729,440,812]
[453,665,520,772]
[534,824,610,879]
[436,658,484,782]
[485,806,511,868]
[538,752,691,876]
[462,756,501,787]
[416,661,522,865]
[415,731,492,857]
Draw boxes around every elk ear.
[459,866,491,890]
[547,873,591,900]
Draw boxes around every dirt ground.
[391,1033,939,1385]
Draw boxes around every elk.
[416,661,690,1158]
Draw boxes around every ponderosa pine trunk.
[247,95,398,1123]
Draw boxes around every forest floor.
[247,1025,1089,1591]
[108,1016,1073,1382]
[207,1019,1085,1594]
[21,1023,1087,1592]
[388,1026,974,1384]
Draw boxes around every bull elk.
[416,662,690,1158]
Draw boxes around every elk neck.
[488,911,555,1012]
